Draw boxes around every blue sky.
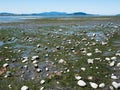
[0,0,120,15]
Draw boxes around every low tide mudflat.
[0,16,120,90]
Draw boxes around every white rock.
[109,61,115,67]
[111,75,118,80]
[36,68,42,73]
[89,82,98,89]
[32,56,39,60]
[40,87,44,90]
[117,63,120,67]
[87,76,93,80]
[3,63,9,67]
[105,57,110,61]
[87,59,94,64]
[116,53,120,56]
[32,60,38,64]
[45,67,49,71]
[87,53,92,56]
[58,59,66,64]
[99,83,105,88]
[109,86,114,90]
[111,57,117,60]
[22,59,28,63]
[101,42,107,45]
[40,80,45,84]
[77,80,86,87]
[112,81,120,89]
[95,48,102,53]
[81,67,86,71]
[75,75,82,80]
[21,86,29,90]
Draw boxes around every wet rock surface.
[0,16,120,90]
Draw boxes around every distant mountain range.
[0,12,95,16]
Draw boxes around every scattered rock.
[109,61,115,67]
[87,53,92,56]
[32,56,39,60]
[89,82,98,89]
[3,63,9,68]
[58,59,66,64]
[81,67,86,71]
[77,80,86,87]
[40,80,45,84]
[99,83,105,88]
[87,59,94,64]
[112,81,120,89]
[75,75,82,80]
[21,86,29,90]
[111,75,118,79]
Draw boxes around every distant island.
[0,12,95,16]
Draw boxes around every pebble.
[77,80,86,87]
[40,80,45,84]
[99,83,105,88]
[22,59,28,63]
[21,86,29,90]
[105,57,110,61]
[112,81,120,89]
[87,53,92,56]
[75,75,82,80]
[117,63,120,67]
[32,60,38,64]
[36,68,42,73]
[3,63,9,68]
[81,67,86,71]
[111,75,118,79]
[40,87,44,90]
[32,56,39,60]
[87,59,94,64]
[109,61,115,67]
[111,57,117,60]
[58,59,66,64]
[89,82,98,89]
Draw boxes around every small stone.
[32,56,39,60]
[89,82,98,89]
[45,67,49,71]
[36,68,42,73]
[81,67,86,71]
[32,60,38,64]
[22,59,28,63]
[116,53,120,56]
[109,61,115,67]
[105,57,110,61]
[117,63,120,67]
[3,63,9,68]
[58,59,66,64]
[99,83,105,88]
[111,57,117,60]
[87,59,94,64]
[112,81,120,89]
[21,86,29,90]
[77,80,86,87]
[75,75,82,80]
[40,87,44,90]
[40,80,45,84]
[34,64,38,68]
[87,53,92,56]
[87,76,93,80]
[111,75,118,80]
[37,44,41,48]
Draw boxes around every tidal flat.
[0,16,120,90]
